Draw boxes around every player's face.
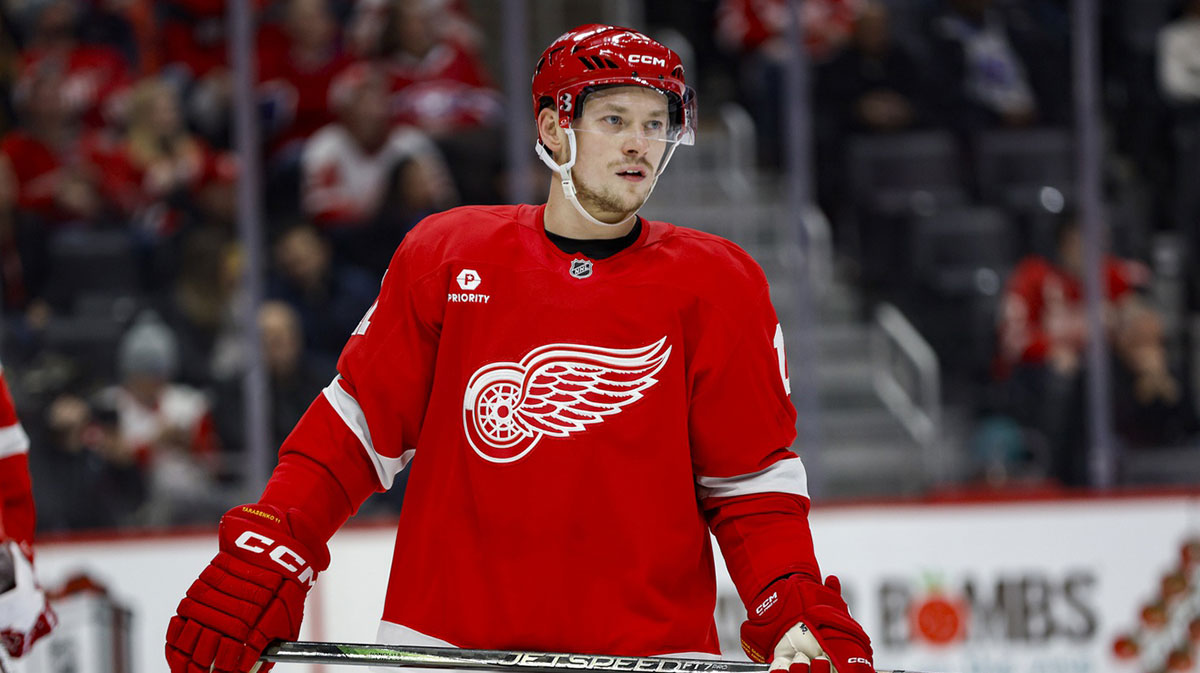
[570,87,672,219]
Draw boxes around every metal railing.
[870,302,944,483]
[718,102,757,203]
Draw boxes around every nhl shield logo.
[570,258,593,279]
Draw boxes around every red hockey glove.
[0,540,57,657]
[166,504,329,673]
[741,575,873,673]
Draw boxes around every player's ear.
[537,107,567,160]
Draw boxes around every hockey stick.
[260,641,924,673]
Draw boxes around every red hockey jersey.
[264,204,816,655]
[0,367,34,549]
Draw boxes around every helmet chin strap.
[536,128,680,229]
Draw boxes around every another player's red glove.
[166,504,329,673]
[0,540,57,657]
[741,575,873,673]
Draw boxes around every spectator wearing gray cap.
[101,312,225,525]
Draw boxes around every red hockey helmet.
[532,24,695,145]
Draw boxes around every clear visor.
[568,126,680,180]
[562,82,696,147]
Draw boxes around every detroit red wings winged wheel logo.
[462,338,671,463]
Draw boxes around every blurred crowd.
[663,0,1200,489]
[708,0,1200,487]
[1,0,1198,532]
[0,0,498,531]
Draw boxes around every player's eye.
[602,115,623,127]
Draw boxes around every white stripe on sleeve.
[0,423,29,459]
[695,456,809,501]
[322,376,413,489]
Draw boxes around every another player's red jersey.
[0,367,34,548]
[268,204,810,655]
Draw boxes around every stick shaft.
[263,641,763,672]
[261,641,917,673]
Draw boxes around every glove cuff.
[218,504,331,587]
[740,575,848,663]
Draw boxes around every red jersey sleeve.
[0,371,33,548]
[260,225,444,541]
[686,247,819,606]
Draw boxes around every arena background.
[0,0,1196,671]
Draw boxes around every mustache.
[610,159,654,170]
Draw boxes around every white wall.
[16,492,1199,673]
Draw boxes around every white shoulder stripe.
[696,456,808,501]
[0,424,29,459]
[322,376,413,489]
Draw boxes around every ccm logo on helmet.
[848,658,872,665]
[235,531,317,586]
[628,54,667,67]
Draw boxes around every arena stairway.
[642,144,947,500]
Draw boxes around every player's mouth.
[615,166,648,182]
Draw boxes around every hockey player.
[0,366,56,658]
[166,24,873,673]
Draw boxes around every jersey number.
[353,272,386,336]
[353,300,377,336]
[773,323,791,395]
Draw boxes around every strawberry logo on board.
[909,574,968,645]
[461,338,671,463]
[910,593,968,645]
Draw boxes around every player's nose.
[621,133,650,155]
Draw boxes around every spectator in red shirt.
[259,0,354,163]
[997,219,1147,378]
[378,0,500,135]
[17,0,133,130]
[0,60,102,228]
[370,0,502,201]
[994,213,1190,483]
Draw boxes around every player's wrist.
[218,504,330,586]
